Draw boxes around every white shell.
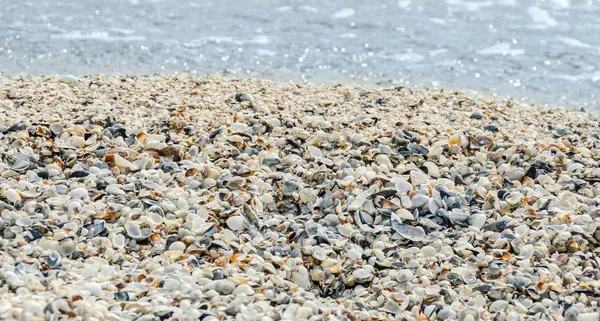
[226,216,245,232]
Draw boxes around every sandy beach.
[1,75,600,320]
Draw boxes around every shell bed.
[0,75,600,321]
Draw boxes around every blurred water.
[1,0,599,110]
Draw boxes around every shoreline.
[2,72,596,112]
[1,75,600,320]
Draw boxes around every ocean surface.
[1,0,599,110]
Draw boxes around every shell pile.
[1,75,600,321]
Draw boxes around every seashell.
[114,154,139,171]
[505,192,523,206]
[90,220,106,236]
[25,228,44,241]
[508,276,531,290]
[352,268,373,280]
[15,217,33,227]
[382,299,402,314]
[421,246,436,257]
[469,214,486,228]
[438,308,457,320]
[534,282,548,294]
[395,179,413,194]
[410,170,429,185]
[458,308,480,321]
[391,213,425,241]
[112,234,126,249]
[8,158,31,172]
[195,222,217,236]
[474,135,493,146]
[428,197,443,215]
[310,268,326,281]
[38,237,58,251]
[518,244,534,260]
[44,251,62,269]
[114,292,130,302]
[407,143,428,155]
[348,191,369,211]
[146,205,164,217]
[307,146,323,158]
[3,189,21,204]
[298,188,315,203]
[372,189,397,198]
[49,123,64,135]
[481,220,509,232]
[281,181,301,196]
[69,187,89,200]
[555,253,569,266]
[226,176,246,190]
[547,224,568,232]
[578,313,599,321]
[235,92,253,103]
[573,215,597,234]
[337,224,355,237]
[410,194,429,208]
[375,154,392,167]
[311,245,327,261]
[489,300,508,313]
[394,208,414,221]
[46,195,70,207]
[59,238,76,256]
[462,270,477,284]
[125,221,151,241]
[226,216,245,232]
[447,211,470,226]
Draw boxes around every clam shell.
[125,222,151,241]
[391,213,425,241]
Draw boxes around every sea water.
[0,0,598,110]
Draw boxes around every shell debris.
[0,75,599,320]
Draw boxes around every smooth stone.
[470,111,483,119]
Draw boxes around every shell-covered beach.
[1,75,600,320]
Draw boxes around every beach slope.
[0,75,598,320]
